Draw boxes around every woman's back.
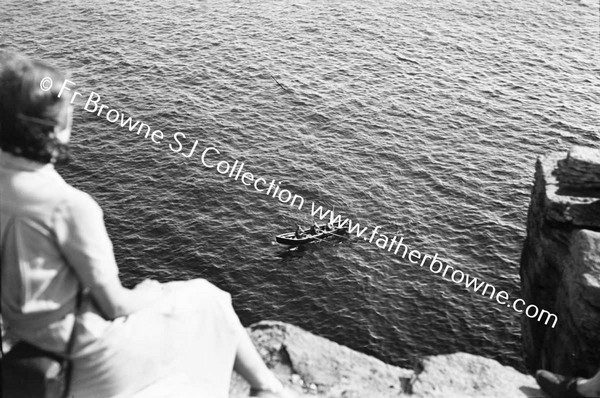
[0,150,115,353]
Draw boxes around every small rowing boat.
[275,223,348,246]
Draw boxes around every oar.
[314,228,348,240]
[270,74,287,91]
[328,232,349,239]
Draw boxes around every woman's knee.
[162,278,225,295]
[167,278,232,307]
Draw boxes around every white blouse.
[0,150,118,354]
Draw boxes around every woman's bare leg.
[233,329,283,393]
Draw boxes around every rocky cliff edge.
[229,321,546,398]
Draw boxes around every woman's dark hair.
[0,52,72,164]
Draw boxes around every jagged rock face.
[520,146,600,377]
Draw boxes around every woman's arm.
[54,190,164,318]
[90,277,164,319]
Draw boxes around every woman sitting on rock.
[0,51,295,398]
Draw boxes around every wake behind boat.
[275,223,348,246]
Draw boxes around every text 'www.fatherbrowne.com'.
[308,205,558,329]
[45,76,558,329]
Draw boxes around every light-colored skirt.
[69,279,243,398]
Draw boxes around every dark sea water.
[2,0,599,373]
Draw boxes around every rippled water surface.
[2,0,599,371]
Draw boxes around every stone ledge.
[538,149,600,227]
[407,352,545,398]
[230,320,412,398]
[555,146,600,191]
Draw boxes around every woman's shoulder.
[56,185,103,219]
[1,168,98,222]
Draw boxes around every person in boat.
[309,222,321,235]
[294,225,304,239]
[0,52,296,398]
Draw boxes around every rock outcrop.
[230,321,545,397]
[229,321,413,398]
[520,146,600,377]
